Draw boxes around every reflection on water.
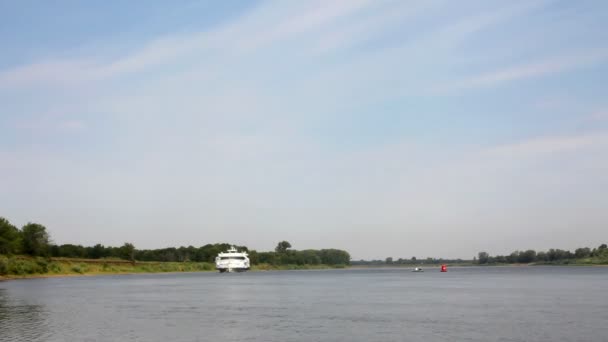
[0,287,50,341]
[0,268,607,342]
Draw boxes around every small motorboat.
[412,267,424,272]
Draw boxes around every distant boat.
[215,246,250,273]
[412,267,424,272]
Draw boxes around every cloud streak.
[590,110,608,121]
[2,1,608,258]
[439,48,608,92]
[0,0,556,91]
[484,131,608,158]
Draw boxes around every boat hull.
[217,267,250,273]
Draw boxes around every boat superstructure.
[215,246,250,273]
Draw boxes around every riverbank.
[350,261,608,269]
[0,256,214,280]
[0,255,346,280]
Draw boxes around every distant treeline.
[0,217,350,266]
[352,256,470,266]
[125,241,350,266]
[476,245,608,265]
[352,245,608,266]
[255,241,350,266]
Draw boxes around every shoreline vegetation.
[0,255,345,281]
[353,244,608,268]
[2,216,606,281]
[1,216,350,280]
[3,258,607,281]
[473,246,608,266]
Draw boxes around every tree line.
[351,245,608,266]
[476,245,608,264]
[0,217,350,266]
[0,218,50,256]
[254,241,351,266]
[351,256,469,266]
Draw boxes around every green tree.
[21,223,50,256]
[248,250,259,265]
[547,248,571,261]
[89,244,107,259]
[506,251,519,263]
[518,249,536,263]
[477,251,489,264]
[120,242,136,262]
[536,251,548,262]
[574,247,591,259]
[257,251,279,265]
[0,217,22,254]
[275,241,292,254]
[296,250,321,265]
[319,249,350,265]
[54,244,86,258]
[494,255,507,263]
[596,244,608,259]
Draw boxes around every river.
[1,267,607,342]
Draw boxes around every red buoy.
[440,264,447,272]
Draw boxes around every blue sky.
[1,0,607,259]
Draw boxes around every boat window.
[220,256,246,260]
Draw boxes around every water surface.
[1,267,607,342]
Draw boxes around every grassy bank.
[0,255,347,280]
[531,257,608,266]
[0,255,216,280]
[469,259,608,266]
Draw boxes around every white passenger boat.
[412,267,424,272]
[215,246,250,273]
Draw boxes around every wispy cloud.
[0,59,94,88]
[9,104,88,134]
[58,120,87,131]
[438,48,608,93]
[0,31,211,89]
[429,0,550,49]
[0,1,379,89]
[230,0,373,52]
[484,131,608,158]
[309,1,440,55]
[0,0,584,96]
[590,109,608,121]
[2,1,608,257]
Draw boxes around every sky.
[0,0,607,260]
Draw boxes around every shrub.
[159,263,174,272]
[35,258,49,273]
[71,264,87,274]
[138,265,152,272]
[0,256,8,275]
[12,260,33,274]
[48,262,62,273]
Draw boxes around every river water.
[1,267,607,342]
